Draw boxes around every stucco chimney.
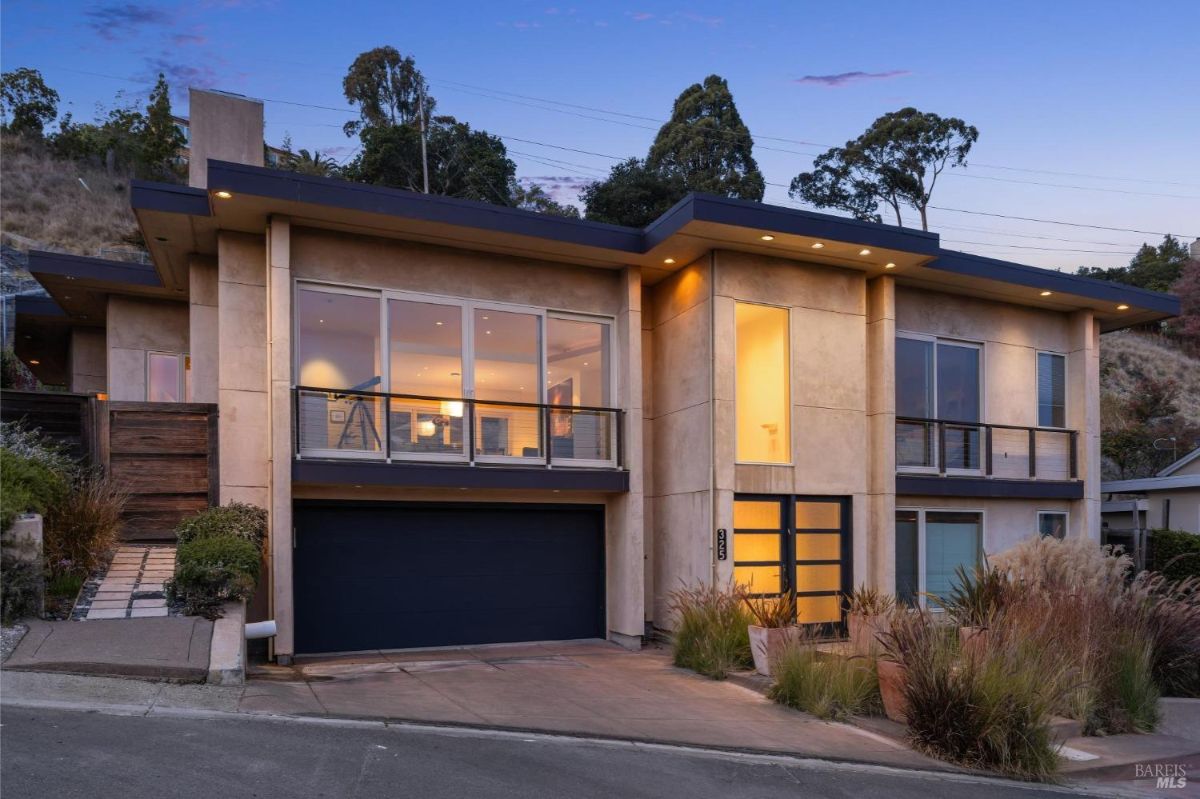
[187,88,264,189]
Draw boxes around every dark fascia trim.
[927,249,1180,315]
[293,457,630,493]
[130,181,211,216]
[27,250,162,288]
[683,193,942,257]
[206,160,645,253]
[896,474,1085,500]
[295,498,607,513]
[15,295,65,317]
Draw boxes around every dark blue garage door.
[293,501,606,654]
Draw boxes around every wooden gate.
[0,390,96,462]
[97,402,219,541]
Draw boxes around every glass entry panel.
[733,495,850,631]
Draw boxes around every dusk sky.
[3,0,1198,270]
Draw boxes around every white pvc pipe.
[245,620,277,640]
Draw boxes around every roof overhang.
[126,159,1179,329]
[13,294,73,386]
[26,250,183,327]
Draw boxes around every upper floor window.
[896,334,981,470]
[1037,352,1066,428]
[735,302,790,464]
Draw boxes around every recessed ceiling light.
[811,242,824,249]
[859,248,871,256]
[1117,304,1130,310]
[1040,290,1052,297]
[29,359,40,365]
[435,321,443,326]
[760,235,775,241]
[318,319,324,323]
[214,190,233,199]
[663,258,676,264]
[885,263,896,269]
[486,330,492,335]
[482,316,489,320]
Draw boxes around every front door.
[732,495,851,632]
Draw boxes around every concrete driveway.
[240,639,940,770]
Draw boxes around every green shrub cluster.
[667,583,753,679]
[166,504,266,619]
[769,644,880,721]
[1151,530,1200,582]
[1,552,43,625]
[0,448,67,529]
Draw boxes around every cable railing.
[896,416,1078,480]
[293,386,624,469]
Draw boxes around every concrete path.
[76,545,176,620]
[4,616,212,681]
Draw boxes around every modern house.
[1103,447,1200,535]
[14,88,1180,662]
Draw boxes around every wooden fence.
[2,391,218,541]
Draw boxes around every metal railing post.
[545,406,553,467]
[1028,428,1037,478]
[467,398,476,465]
[1069,431,1078,479]
[937,422,947,476]
[985,425,993,475]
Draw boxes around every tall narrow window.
[388,298,464,457]
[547,316,612,462]
[735,302,790,463]
[1037,352,1066,428]
[895,510,919,606]
[296,287,382,454]
[473,308,542,459]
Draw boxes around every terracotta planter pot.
[959,625,988,660]
[748,625,799,677]
[848,612,890,657]
[877,659,909,723]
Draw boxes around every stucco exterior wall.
[105,295,189,401]
[69,327,107,394]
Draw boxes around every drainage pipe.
[245,619,277,640]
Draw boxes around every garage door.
[293,502,605,654]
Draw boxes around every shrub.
[42,472,127,574]
[668,583,753,679]
[845,584,896,617]
[769,637,880,721]
[739,588,796,628]
[991,535,1131,596]
[0,551,42,624]
[166,535,261,619]
[175,502,267,547]
[0,448,68,530]
[931,564,1011,628]
[1101,634,1160,733]
[1125,573,1200,698]
[1150,530,1200,582]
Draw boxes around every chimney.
[1191,238,1200,262]
[187,88,265,189]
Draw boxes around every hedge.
[1151,530,1200,582]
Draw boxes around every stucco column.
[188,255,219,403]
[266,218,294,660]
[865,275,896,590]
[606,265,645,646]
[1068,309,1101,540]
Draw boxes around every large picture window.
[295,283,614,464]
[735,302,790,464]
[895,509,983,607]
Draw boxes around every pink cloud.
[793,70,912,88]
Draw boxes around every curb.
[207,601,245,686]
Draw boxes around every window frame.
[145,350,189,403]
[895,331,986,476]
[293,280,617,466]
[733,300,792,466]
[1035,350,1068,430]
[1037,509,1069,539]
[895,506,986,609]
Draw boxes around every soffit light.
[663,258,676,264]
[760,235,775,241]
[214,190,233,200]
[859,248,872,256]
[29,359,40,365]
[1040,291,1053,297]
[1117,304,1130,310]
[885,263,896,269]
[810,242,824,249]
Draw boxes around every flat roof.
[123,159,1180,331]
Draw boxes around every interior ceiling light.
[214,190,233,199]
[663,258,676,264]
[1117,304,1130,310]
[885,263,896,269]
[859,248,872,256]
[29,359,40,365]
[760,235,775,241]
[1040,291,1053,297]
[810,242,824,249]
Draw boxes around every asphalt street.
[0,705,1088,798]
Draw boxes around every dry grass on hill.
[0,134,140,255]
[1101,330,1200,426]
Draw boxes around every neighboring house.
[1102,447,1200,535]
[14,88,1180,663]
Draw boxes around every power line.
[928,206,1195,237]
[940,239,1138,255]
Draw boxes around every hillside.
[1102,331,1200,424]
[0,134,140,256]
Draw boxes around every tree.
[646,75,763,201]
[342,46,433,136]
[1,68,59,138]
[1170,255,1200,347]
[1102,374,1200,478]
[791,107,978,230]
[1078,235,1191,293]
[138,74,185,181]
[511,182,580,218]
[581,158,686,227]
[290,148,341,178]
[347,115,515,204]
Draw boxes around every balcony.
[291,386,628,492]
[895,417,1082,499]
